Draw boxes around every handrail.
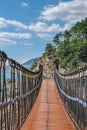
[0,50,43,130]
[54,67,87,130]
[58,64,87,77]
[0,83,41,109]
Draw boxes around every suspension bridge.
[0,50,87,130]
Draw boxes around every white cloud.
[0,22,7,28]
[47,23,71,32]
[29,21,61,33]
[29,21,48,32]
[37,33,52,39]
[47,23,60,32]
[0,32,31,39]
[23,42,34,46]
[0,38,16,45]
[21,2,28,7]
[1,0,87,42]
[28,21,71,33]
[0,17,71,34]
[7,20,28,29]
[40,0,87,24]
[0,17,28,29]
[0,32,32,45]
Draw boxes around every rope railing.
[0,50,43,130]
[54,67,87,130]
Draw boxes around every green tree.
[53,17,87,71]
[78,45,87,62]
[53,32,62,46]
[42,43,56,59]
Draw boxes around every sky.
[0,0,87,64]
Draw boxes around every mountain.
[22,57,40,69]
[6,57,39,79]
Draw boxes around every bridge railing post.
[54,66,87,130]
[0,50,43,130]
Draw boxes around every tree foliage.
[53,17,87,71]
[42,43,56,59]
[42,17,87,72]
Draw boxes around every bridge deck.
[19,80,76,130]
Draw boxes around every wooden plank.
[19,80,76,130]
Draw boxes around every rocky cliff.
[39,57,55,79]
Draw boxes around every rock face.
[39,57,55,79]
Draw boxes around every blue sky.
[0,0,87,63]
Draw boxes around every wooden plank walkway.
[19,79,76,130]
